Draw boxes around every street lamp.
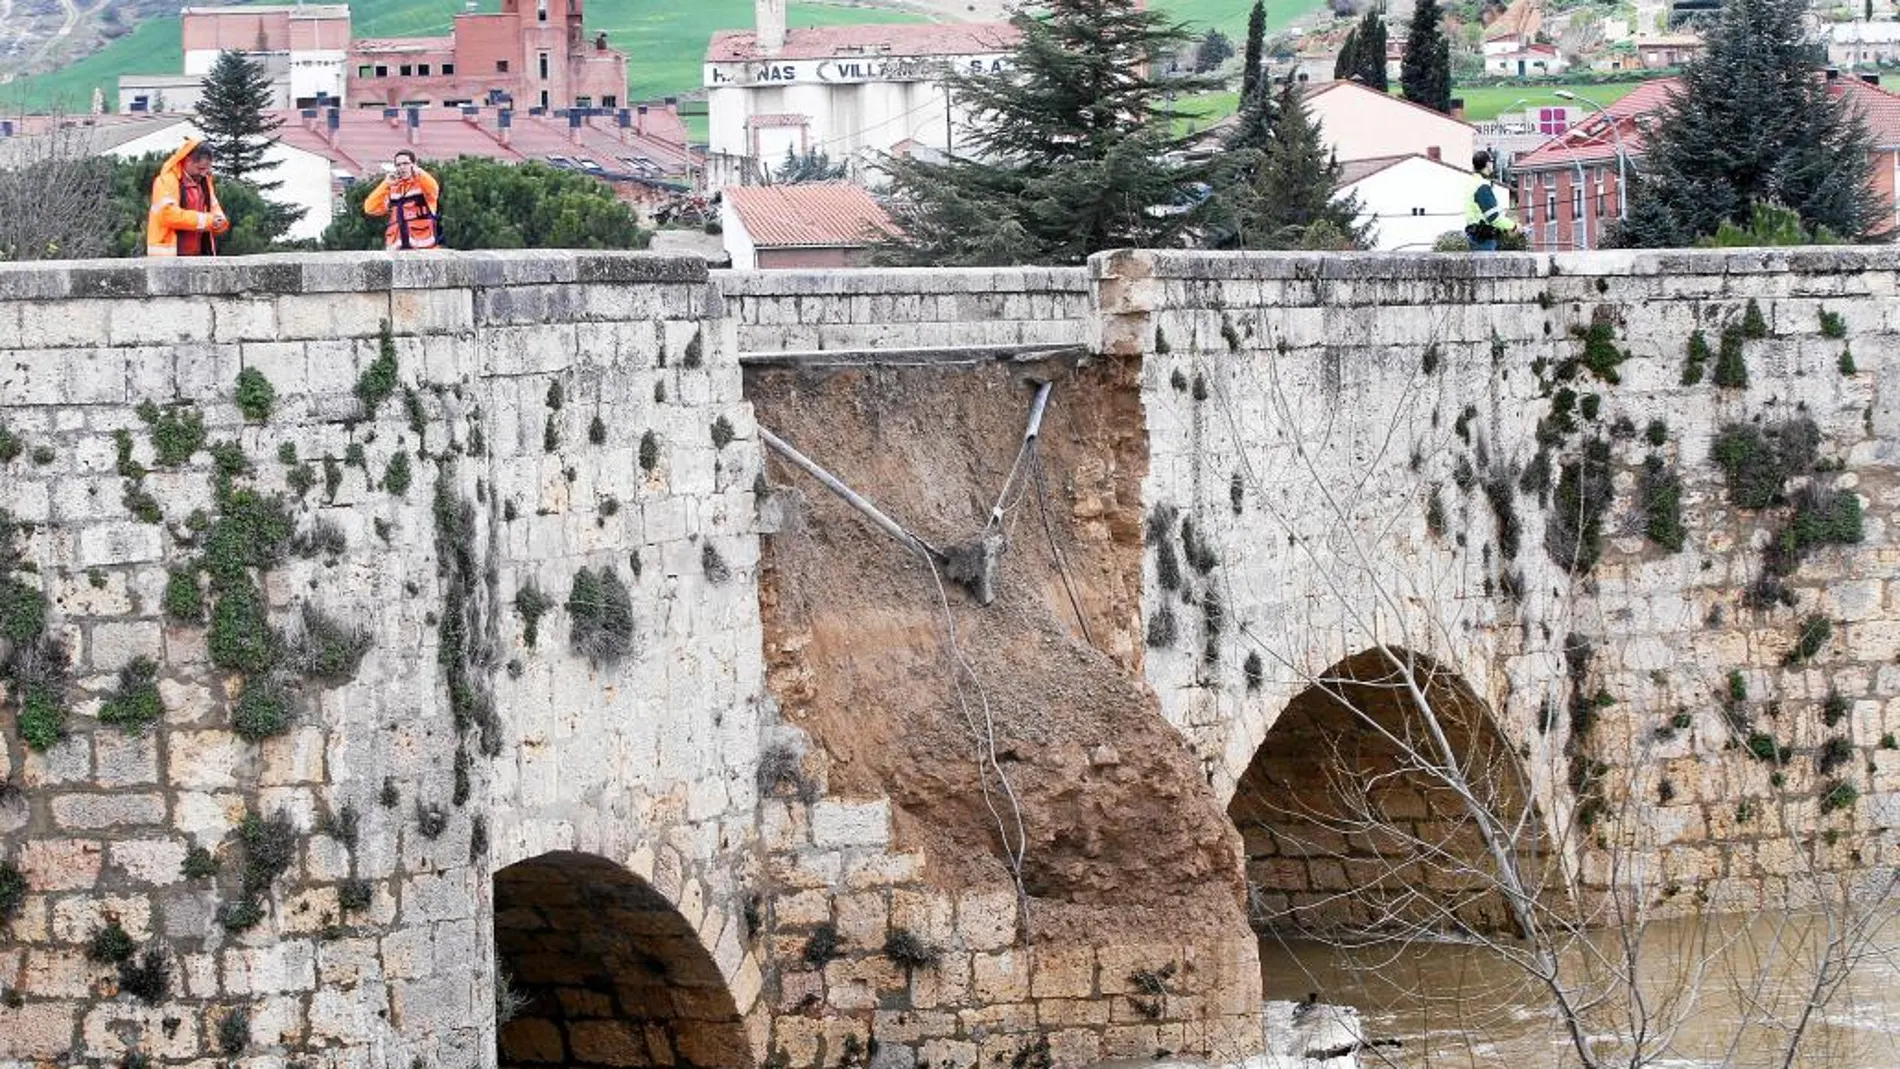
[1554,88,1628,219]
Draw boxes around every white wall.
[106,120,336,242]
[1343,156,1511,251]
[722,201,760,270]
[1308,84,1476,166]
[704,63,1007,187]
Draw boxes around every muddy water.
[1259,912,1900,1068]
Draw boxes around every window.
[497,59,510,72]
[442,63,455,75]
[1594,171,1605,217]
[1544,175,1556,225]
[538,52,550,79]
[537,0,548,20]
[1571,182,1583,221]
[399,64,412,76]
[357,64,372,77]
[375,65,389,77]
[539,89,550,109]
[575,95,592,108]
[602,94,616,107]
[418,64,431,76]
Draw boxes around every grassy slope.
[1451,80,1646,121]
[1,0,1294,112]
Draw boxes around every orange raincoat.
[146,138,228,257]
[364,168,441,250]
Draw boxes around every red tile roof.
[1337,154,1412,185]
[1513,73,1900,172]
[706,22,1017,63]
[724,183,895,247]
[271,107,697,185]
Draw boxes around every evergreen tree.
[1334,28,1361,81]
[195,51,284,187]
[1353,9,1389,90]
[770,145,849,183]
[1195,28,1236,72]
[1242,0,1268,101]
[1613,0,1880,246]
[1400,0,1452,113]
[880,0,1218,265]
[1222,81,1367,249]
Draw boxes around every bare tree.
[0,111,117,261]
[1181,311,1900,1068]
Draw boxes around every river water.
[1258,912,1900,1068]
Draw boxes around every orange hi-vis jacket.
[364,169,441,250]
[146,138,229,257]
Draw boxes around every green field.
[1451,80,1649,121]
[0,0,1299,113]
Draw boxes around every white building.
[1302,80,1478,168]
[120,4,351,115]
[1830,22,1900,66]
[1337,153,1511,251]
[702,0,1016,187]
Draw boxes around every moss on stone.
[234,368,275,423]
[98,657,165,732]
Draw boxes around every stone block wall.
[753,759,1262,1069]
[0,252,769,1069]
[715,268,1090,357]
[1100,246,1900,914]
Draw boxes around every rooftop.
[724,183,895,247]
[1513,73,1900,170]
[269,106,696,186]
[1337,152,1477,186]
[706,22,1017,63]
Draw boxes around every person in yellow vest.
[363,149,442,251]
[145,139,229,257]
[1464,150,1518,252]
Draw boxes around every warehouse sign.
[705,53,1011,87]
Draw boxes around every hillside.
[0,0,1303,113]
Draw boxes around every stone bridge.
[1,247,1898,1068]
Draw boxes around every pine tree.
[1614,0,1880,245]
[195,51,284,187]
[1224,82,1368,249]
[1354,9,1389,91]
[1334,28,1361,81]
[1194,28,1235,72]
[1242,0,1268,102]
[1400,0,1452,113]
[881,0,1218,265]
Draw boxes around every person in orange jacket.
[146,139,229,257]
[363,149,441,250]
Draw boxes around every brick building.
[347,0,627,111]
[119,0,628,117]
[1511,73,1900,249]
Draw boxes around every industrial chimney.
[756,0,786,54]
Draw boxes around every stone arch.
[1227,647,1547,935]
[493,851,753,1069]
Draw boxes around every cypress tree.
[1334,28,1361,82]
[1355,9,1389,91]
[1218,82,1368,249]
[1400,0,1452,113]
[195,51,284,188]
[881,0,1218,265]
[1614,0,1879,245]
[1242,0,1268,102]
